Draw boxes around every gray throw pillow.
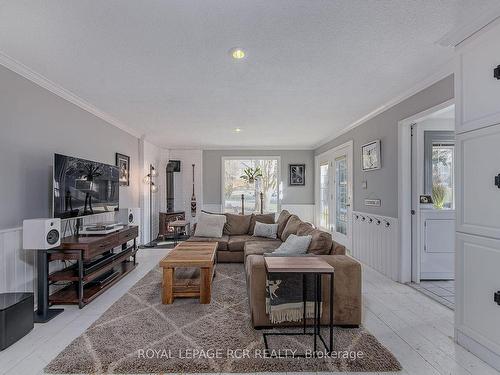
[273,234,312,255]
[253,221,278,239]
[194,212,226,238]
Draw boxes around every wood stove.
[159,211,186,239]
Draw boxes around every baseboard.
[456,328,500,371]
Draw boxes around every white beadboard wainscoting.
[0,212,116,305]
[352,211,400,282]
[281,204,315,223]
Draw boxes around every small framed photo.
[361,140,381,171]
[289,164,306,186]
[116,153,130,186]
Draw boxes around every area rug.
[46,263,401,374]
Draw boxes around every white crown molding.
[199,145,314,151]
[436,10,500,47]
[313,59,455,151]
[0,50,143,139]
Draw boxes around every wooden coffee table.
[159,242,217,304]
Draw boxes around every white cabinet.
[455,20,500,371]
[456,124,500,239]
[455,22,500,134]
[420,209,455,280]
[456,233,500,358]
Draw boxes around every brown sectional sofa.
[186,210,362,328]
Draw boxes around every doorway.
[399,100,455,308]
[315,141,353,251]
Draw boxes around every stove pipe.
[166,162,175,212]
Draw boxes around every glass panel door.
[335,155,348,236]
[316,142,352,250]
[319,162,330,230]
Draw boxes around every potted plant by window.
[432,183,447,209]
[240,167,262,184]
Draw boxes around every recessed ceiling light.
[229,48,246,60]
[234,128,242,133]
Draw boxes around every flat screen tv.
[53,153,119,219]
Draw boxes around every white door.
[316,142,353,250]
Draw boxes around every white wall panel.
[352,211,400,281]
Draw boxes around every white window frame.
[221,156,281,214]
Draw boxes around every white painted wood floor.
[0,250,498,375]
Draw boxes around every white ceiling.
[0,1,499,149]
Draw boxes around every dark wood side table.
[263,256,334,357]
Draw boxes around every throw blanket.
[266,272,322,324]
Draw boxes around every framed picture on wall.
[361,140,381,171]
[289,164,306,186]
[116,152,130,186]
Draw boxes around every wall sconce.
[151,182,158,193]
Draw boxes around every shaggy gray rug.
[46,263,401,374]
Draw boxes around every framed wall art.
[361,140,381,171]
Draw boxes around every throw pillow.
[252,221,278,239]
[274,234,312,255]
[248,213,275,234]
[194,212,226,238]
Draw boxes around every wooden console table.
[48,225,139,308]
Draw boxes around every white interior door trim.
[398,99,455,283]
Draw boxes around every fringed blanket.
[265,272,322,324]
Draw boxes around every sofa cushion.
[228,235,254,251]
[276,210,292,238]
[248,213,275,234]
[185,235,229,251]
[244,240,282,258]
[224,213,252,235]
[228,235,279,252]
[297,223,333,255]
[280,214,303,241]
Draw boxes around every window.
[222,158,279,214]
[424,131,455,209]
[431,143,454,209]
[319,162,329,230]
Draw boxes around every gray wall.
[203,149,315,205]
[315,75,454,218]
[0,65,140,229]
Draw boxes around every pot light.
[230,48,246,60]
[234,128,242,133]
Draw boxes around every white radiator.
[352,211,400,281]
